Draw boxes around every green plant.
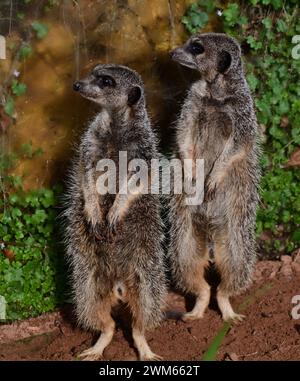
[202,283,273,360]
[0,0,66,322]
[31,21,49,39]
[18,44,33,60]
[1,3,50,124]
[4,97,15,118]
[182,0,217,34]
[182,0,300,257]
[11,80,27,97]
[0,150,65,321]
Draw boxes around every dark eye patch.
[188,41,205,56]
[94,74,116,88]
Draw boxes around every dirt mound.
[1,259,300,361]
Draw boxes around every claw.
[78,348,103,361]
[140,353,163,361]
[224,313,245,324]
[182,311,204,322]
[106,209,121,239]
[107,223,117,243]
[107,208,116,224]
[108,222,117,236]
[204,182,217,202]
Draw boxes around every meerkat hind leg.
[129,290,162,361]
[132,327,162,361]
[214,235,245,323]
[182,278,210,322]
[181,228,210,322]
[78,301,115,360]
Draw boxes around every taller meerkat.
[169,33,260,322]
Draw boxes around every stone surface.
[280,255,292,264]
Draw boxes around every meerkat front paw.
[91,222,106,242]
[85,215,106,242]
[106,206,122,236]
[84,199,101,222]
[204,178,218,202]
[84,203,106,240]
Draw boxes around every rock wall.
[1,0,212,189]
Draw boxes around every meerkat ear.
[217,50,232,73]
[127,86,142,106]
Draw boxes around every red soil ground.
[1,257,300,361]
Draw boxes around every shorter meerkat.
[64,64,166,360]
[169,33,260,322]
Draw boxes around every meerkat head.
[73,64,144,110]
[170,33,242,81]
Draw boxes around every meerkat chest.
[105,139,141,164]
[180,106,233,178]
[196,107,232,156]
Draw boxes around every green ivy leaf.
[31,22,49,39]
[203,0,215,13]
[11,80,27,97]
[270,0,284,10]
[276,19,287,33]
[18,45,32,60]
[247,73,259,91]
[222,3,240,27]
[190,11,209,29]
[262,17,272,29]
[4,97,15,117]
[292,230,300,243]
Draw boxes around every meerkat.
[64,64,167,360]
[168,33,260,322]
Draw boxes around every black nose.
[73,81,82,91]
[169,50,175,58]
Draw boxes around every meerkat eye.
[189,41,205,56]
[95,75,116,88]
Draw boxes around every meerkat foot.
[78,347,103,361]
[182,300,207,322]
[141,353,163,361]
[182,311,204,322]
[132,327,162,361]
[78,324,115,361]
[182,286,211,322]
[217,289,244,323]
[224,312,245,323]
